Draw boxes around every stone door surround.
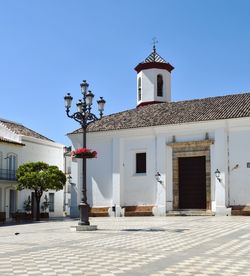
[168,140,214,210]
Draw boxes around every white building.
[0,118,66,220]
[68,47,250,216]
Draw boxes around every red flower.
[71,148,97,158]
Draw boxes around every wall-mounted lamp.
[214,169,222,182]
[155,172,163,184]
[67,175,72,184]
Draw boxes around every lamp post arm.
[66,109,81,123]
[66,109,101,134]
[86,113,99,126]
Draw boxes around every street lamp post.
[64,80,106,226]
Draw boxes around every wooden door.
[179,156,206,209]
[9,190,16,217]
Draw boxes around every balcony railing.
[0,169,16,181]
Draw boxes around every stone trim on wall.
[168,140,213,210]
[168,140,214,149]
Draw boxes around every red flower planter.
[71,148,97,159]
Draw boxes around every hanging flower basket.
[71,148,97,159]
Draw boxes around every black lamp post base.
[71,225,97,231]
[78,222,90,226]
[78,202,90,225]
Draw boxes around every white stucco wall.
[122,136,156,206]
[228,126,250,205]
[20,136,64,170]
[69,133,113,207]
[212,128,229,214]
[88,136,113,206]
[68,117,250,216]
[18,137,65,217]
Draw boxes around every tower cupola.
[134,45,174,107]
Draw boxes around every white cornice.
[21,135,65,149]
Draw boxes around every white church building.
[68,47,250,216]
[0,118,66,220]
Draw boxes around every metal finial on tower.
[152,37,158,53]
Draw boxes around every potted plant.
[23,195,32,213]
[40,195,49,219]
[71,148,97,159]
[22,195,32,220]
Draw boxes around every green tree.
[16,162,66,221]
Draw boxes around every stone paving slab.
[0,216,250,275]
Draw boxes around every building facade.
[0,118,65,220]
[68,48,250,216]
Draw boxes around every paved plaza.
[1,216,250,275]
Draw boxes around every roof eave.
[134,62,174,73]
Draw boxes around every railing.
[0,169,16,181]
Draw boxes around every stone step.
[89,207,109,217]
[125,211,153,217]
[166,210,214,216]
[124,205,154,216]
[231,205,250,216]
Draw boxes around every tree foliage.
[16,161,66,220]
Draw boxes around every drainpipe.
[227,133,230,207]
[63,148,66,212]
[63,146,71,214]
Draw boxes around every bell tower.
[134,45,174,107]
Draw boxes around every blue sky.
[1,0,250,145]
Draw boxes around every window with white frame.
[6,153,17,171]
[6,153,17,180]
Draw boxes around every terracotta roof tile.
[70,92,250,134]
[0,119,53,142]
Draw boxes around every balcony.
[0,169,16,181]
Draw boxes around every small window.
[7,154,17,171]
[157,74,163,97]
[136,152,146,174]
[6,153,17,180]
[138,77,142,101]
[49,193,55,212]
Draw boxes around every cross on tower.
[152,37,158,53]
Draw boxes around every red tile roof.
[0,119,53,142]
[70,92,250,134]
